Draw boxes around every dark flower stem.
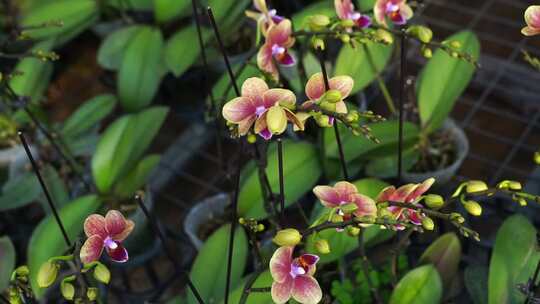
[277,137,285,221]
[134,194,205,304]
[0,294,9,304]
[19,131,71,248]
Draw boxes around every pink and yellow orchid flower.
[246,0,285,36]
[270,246,322,304]
[335,0,371,29]
[374,0,413,27]
[376,178,435,229]
[313,181,377,219]
[222,77,303,140]
[80,210,134,264]
[257,19,296,79]
[522,5,540,36]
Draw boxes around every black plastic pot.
[183,193,229,250]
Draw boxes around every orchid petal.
[238,116,256,136]
[106,242,129,263]
[390,184,417,202]
[267,106,288,135]
[284,108,305,132]
[399,3,414,21]
[113,219,134,242]
[405,178,435,203]
[80,235,104,264]
[263,88,296,108]
[522,26,540,36]
[257,45,278,79]
[408,210,423,225]
[267,19,293,45]
[353,194,378,218]
[305,73,325,100]
[299,254,319,267]
[335,101,348,114]
[84,214,107,238]
[105,210,128,236]
[292,275,323,304]
[242,77,269,105]
[334,181,358,198]
[253,0,268,13]
[376,186,396,202]
[329,75,354,99]
[374,0,388,26]
[335,0,355,20]
[313,185,341,207]
[259,128,273,140]
[222,97,255,123]
[271,276,293,304]
[254,111,268,134]
[356,15,372,28]
[270,246,293,283]
[525,6,540,28]
[293,112,311,131]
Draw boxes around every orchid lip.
[255,106,267,117]
[386,2,400,13]
[104,236,118,249]
[271,44,285,56]
[290,264,306,278]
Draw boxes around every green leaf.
[418,30,480,133]
[91,106,168,193]
[222,271,274,304]
[118,26,164,112]
[238,141,322,219]
[418,232,461,288]
[112,154,160,199]
[154,0,190,23]
[28,195,101,298]
[187,224,248,304]
[464,265,488,304]
[164,26,211,77]
[358,0,376,11]
[389,265,442,304]
[107,0,152,10]
[488,214,538,304]
[97,25,144,70]
[335,42,394,95]
[291,1,334,30]
[21,0,98,42]
[365,146,419,179]
[40,165,70,210]
[324,120,419,163]
[62,94,117,138]
[0,170,41,211]
[10,40,54,104]
[0,236,16,292]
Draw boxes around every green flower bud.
[319,101,336,112]
[451,51,459,58]
[345,110,359,123]
[346,226,360,237]
[311,37,325,50]
[450,40,462,49]
[315,239,331,254]
[87,287,99,301]
[463,200,482,216]
[407,25,433,43]
[517,197,527,207]
[422,47,432,58]
[308,14,330,31]
[322,90,343,103]
[450,213,465,224]
[340,203,358,214]
[465,180,488,194]
[422,217,435,231]
[534,151,540,165]
[238,217,246,225]
[94,262,111,284]
[497,180,522,191]
[257,224,265,232]
[37,261,59,288]
[330,213,344,223]
[424,194,444,210]
[315,114,332,127]
[340,19,355,28]
[60,281,75,301]
[273,229,302,246]
[247,134,257,144]
[340,34,350,43]
[376,29,394,44]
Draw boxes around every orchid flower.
[522,5,540,36]
[270,246,322,304]
[246,0,284,36]
[222,77,303,140]
[300,73,353,126]
[80,210,134,264]
[374,0,413,27]
[257,19,296,80]
[313,181,377,220]
[376,178,435,229]
[335,0,371,29]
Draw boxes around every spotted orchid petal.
[271,276,293,304]
[80,235,104,264]
[313,185,341,208]
[270,246,293,283]
[329,75,353,99]
[305,73,325,101]
[334,181,358,200]
[267,19,294,47]
[84,214,107,238]
[404,178,435,203]
[335,101,348,114]
[267,105,288,135]
[523,6,540,36]
[242,77,269,105]
[376,185,396,202]
[299,254,319,276]
[257,44,278,79]
[263,88,296,108]
[105,210,128,237]
[222,97,255,123]
[353,193,378,218]
[278,51,296,66]
[293,112,311,131]
[291,275,323,304]
[389,184,417,202]
[407,209,423,225]
[238,116,257,136]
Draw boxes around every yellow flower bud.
[60,281,75,301]
[450,40,462,49]
[535,151,540,165]
[407,25,433,43]
[497,180,522,191]
[340,19,355,28]
[87,287,99,301]
[465,180,488,194]
[238,217,246,225]
[37,261,59,288]
[257,224,265,232]
[94,262,111,284]
[247,134,257,144]
[346,226,360,237]
[376,29,394,44]
[319,101,336,112]
[517,197,527,207]
[311,37,325,50]
[340,34,350,43]
[14,265,30,277]
[424,194,444,210]
[422,47,432,58]
[322,90,343,103]
[450,213,465,224]
[315,239,331,254]
[308,14,330,31]
[315,114,332,127]
[345,111,359,123]
[422,217,435,231]
[273,229,302,246]
[267,106,287,134]
[463,200,482,216]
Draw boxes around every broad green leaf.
[238,141,322,219]
[64,132,99,157]
[97,25,143,70]
[488,214,538,304]
[389,265,442,304]
[324,120,419,163]
[465,265,488,304]
[165,26,211,77]
[419,232,461,288]
[118,26,164,112]
[28,195,101,298]
[62,94,117,138]
[113,154,161,199]
[0,170,40,211]
[187,224,248,304]
[154,0,190,23]
[21,0,98,42]
[222,271,274,304]
[418,30,480,133]
[91,106,168,193]
[358,0,376,11]
[0,236,15,292]
[365,146,419,178]
[291,1,334,30]
[335,41,394,95]
[10,40,54,104]
[107,0,152,10]
[39,165,70,211]
[306,178,391,264]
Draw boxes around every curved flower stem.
[362,44,397,115]
[302,217,410,238]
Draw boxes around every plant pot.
[402,119,469,186]
[183,193,230,250]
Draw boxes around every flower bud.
[422,47,432,58]
[497,180,522,191]
[308,15,330,31]
[273,229,302,246]
[465,180,488,194]
[311,37,325,50]
[330,213,344,223]
[377,208,393,219]
[257,224,265,231]
[340,19,355,28]
[60,281,75,301]
[94,262,111,284]
[319,101,336,112]
[8,287,21,304]
[322,90,342,103]
[37,261,59,288]
[424,194,444,210]
[345,111,359,123]
[450,40,462,49]
[238,217,246,225]
[463,200,482,216]
[450,213,465,224]
[315,114,332,127]
[421,217,435,231]
[407,25,433,43]
[517,197,527,207]
[451,51,459,58]
[340,34,350,43]
[267,106,287,134]
[247,134,257,144]
[14,265,30,277]
[87,287,98,301]
[315,239,331,254]
[535,151,540,165]
[346,226,360,237]
[375,29,393,44]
